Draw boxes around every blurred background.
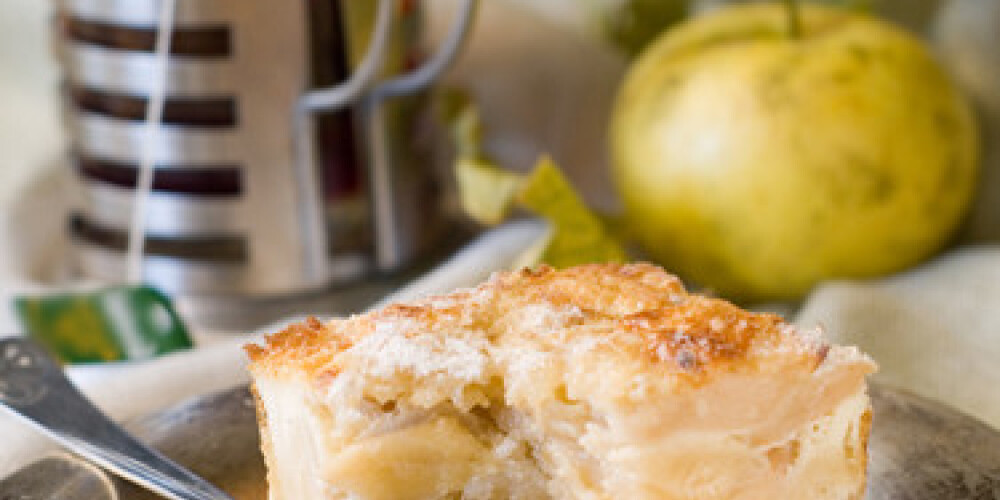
[3,0,1000,489]
[0,0,998,349]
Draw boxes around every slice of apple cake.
[246,263,875,500]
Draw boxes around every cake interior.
[248,265,874,500]
[254,369,870,500]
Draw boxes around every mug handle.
[292,0,479,279]
[289,0,399,283]
[298,0,399,112]
[364,0,479,270]
[369,0,479,101]
[300,0,479,110]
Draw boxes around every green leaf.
[592,0,689,57]
[436,88,485,160]
[517,156,627,267]
[441,90,628,268]
[455,158,525,225]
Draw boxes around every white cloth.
[0,220,547,477]
[796,246,1000,429]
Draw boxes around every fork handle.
[0,338,234,500]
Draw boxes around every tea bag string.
[127,0,177,283]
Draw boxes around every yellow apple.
[611,3,978,302]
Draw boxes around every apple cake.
[246,263,876,499]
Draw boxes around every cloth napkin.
[796,245,1000,429]
[0,219,547,477]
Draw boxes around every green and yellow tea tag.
[14,285,192,363]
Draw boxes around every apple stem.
[783,0,802,38]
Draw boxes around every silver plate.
[2,382,999,499]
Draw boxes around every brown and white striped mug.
[55,0,477,296]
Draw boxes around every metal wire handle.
[293,0,480,278]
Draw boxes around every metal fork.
[0,337,234,500]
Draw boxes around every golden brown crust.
[249,381,277,496]
[246,263,831,381]
[857,407,873,496]
[246,315,351,379]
